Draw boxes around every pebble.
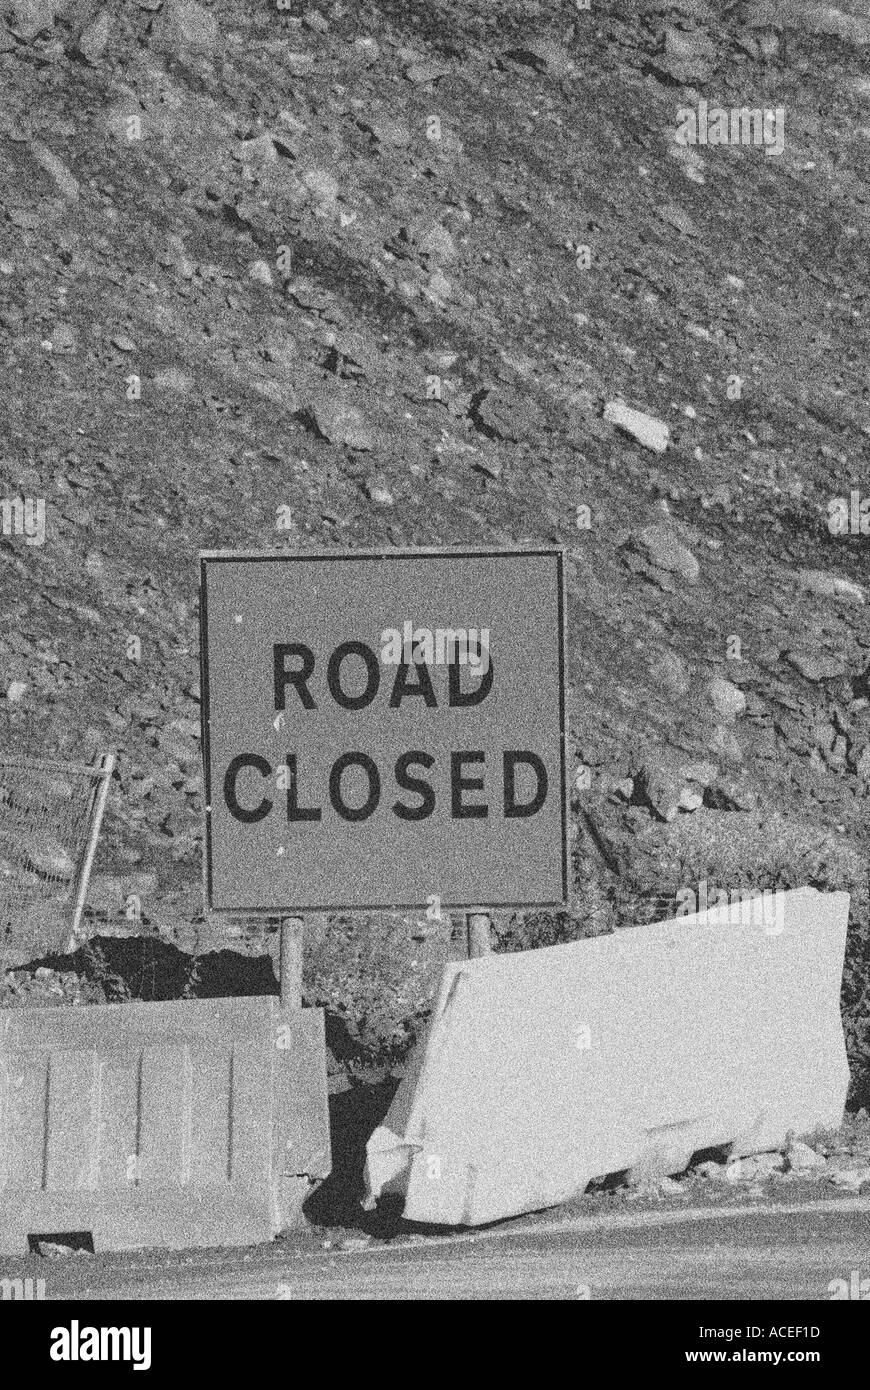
[708,677,746,723]
[649,649,691,697]
[364,475,394,506]
[827,1166,870,1192]
[156,0,218,54]
[416,223,457,264]
[635,522,699,583]
[658,204,699,238]
[786,1140,827,1172]
[311,395,373,450]
[238,133,278,165]
[77,9,111,63]
[285,52,314,77]
[726,1152,785,1182]
[695,1160,729,1181]
[427,268,452,303]
[798,569,866,605]
[153,367,194,394]
[10,0,55,40]
[29,141,79,201]
[708,724,744,766]
[508,37,575,79]
[405,59,451,83]
[248,259,274,286]
[50,323,77,353]
[303,168,339,212]
[786,649,846,682]
[303,8,328,33]
[353,36,380,65]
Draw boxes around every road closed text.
[222,640,548,824]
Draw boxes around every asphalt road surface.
[3,1197,869,1300]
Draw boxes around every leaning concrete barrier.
[365,887,849,1226]
[0,996,329,1254]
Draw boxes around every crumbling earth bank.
[0,1,868,1087]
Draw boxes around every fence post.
[466,909,492,959]
[65,750,116,953]
[280,916,304,1008]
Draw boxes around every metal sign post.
[466,910,492,958]
[279,915,304,1008]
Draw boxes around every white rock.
[832,576,865,603]
[636,522,699,583]
[799,568,866,605]
[29,141,79,200]
[677,786,704,812]
[239,133,278,164]
[6,680,28,703]
[157,0,217,54]
[806,5,870,46]
[694,1160,729,1181]
[405,58,450,82]
[786,1140,827,1172]
[709,723,744,765]
[353,36,380,64]
[427,268,452,303]
[248,259,274,286]
[708,677,746,722]
[312,396,373,450]
[77,9,110,63]
[153,367,194,394]
[828,1166,870,1192]
[303,168,339,212]
[364,477,394,506]
[786,648,846,682]
[285,52,314,77]
[416,223,457,264]
[604,399,670,452]
[658,1175,685,1196]
[11,0,55,40]
[24,833,75,880]
[303,7,328,33]
[649,648,691,697]
[51,322,77,353]
[726,1151,785,1182]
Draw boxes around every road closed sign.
[200,548,568,912]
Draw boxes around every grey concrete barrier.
[0,995,330,1253]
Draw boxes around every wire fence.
[0,753,113,971]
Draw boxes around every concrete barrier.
[0,995,330,1253]
[365,887,850,1225]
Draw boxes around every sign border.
[199,546,569,914]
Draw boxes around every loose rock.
[708,677,746,723]
[635,523,699,583]
[604,400,670,453]
[156,0,217,55]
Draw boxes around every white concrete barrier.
[365,887,850,1225]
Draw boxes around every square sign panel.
[200,548,568,912]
